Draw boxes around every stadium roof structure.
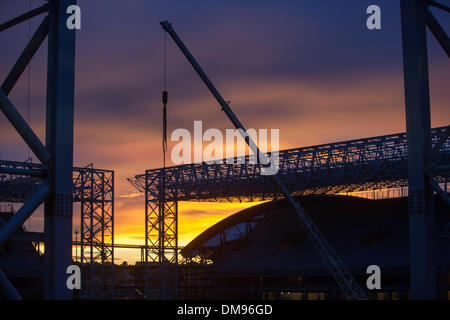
[130,126,450,203]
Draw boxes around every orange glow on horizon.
[110,201,264,264]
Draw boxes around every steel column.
[400,0,436,299]
[144,169,178,299]
[43,0,76,300]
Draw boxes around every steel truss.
[130,126,450,202]
[0,160,115,299]
[142,171,178,299]
[73,165,114,299]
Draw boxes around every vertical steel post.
[43,0,76,300]
[174,199,179,299]
[101,172,106,295]
[111,171,115,299]
[159,170,166,299]
[400,0,436,299]
[80,172,86,293]
[144,172,149,297]
[89,168,94,299]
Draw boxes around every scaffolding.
[0,161,115,299]
[73,165,115,299]
[141,171,178,299]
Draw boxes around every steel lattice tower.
[73,166,115,299]
[143,170,178,299]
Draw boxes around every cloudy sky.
[1,0,449,263]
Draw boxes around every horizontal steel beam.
[0,3,49,32]
[7,234,177,251]
[72,241,184,250]
[0,162,115,203]
[0,166,46,177]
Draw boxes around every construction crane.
[160,20,368,300]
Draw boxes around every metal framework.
[140,171,178,299]
[73,165,114,299]
[0,0,76,299]
[130,127,450,203]
[0,160,115,299]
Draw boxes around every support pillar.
[44,0,76,300]
[400,0,436,299]
[144,170,178,299]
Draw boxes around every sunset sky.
[1,1,449,263]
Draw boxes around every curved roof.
[182,194,450,276]
[181,194,369,258]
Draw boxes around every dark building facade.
[180,195,450,300]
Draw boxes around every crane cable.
[26,0,31,227]
[26,0,31,164]
[162,31,168,169]
[27,0,33,298]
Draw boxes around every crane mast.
[160,20,367,300]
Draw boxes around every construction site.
[0,0,449,300]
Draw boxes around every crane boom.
[160,20,367,300]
